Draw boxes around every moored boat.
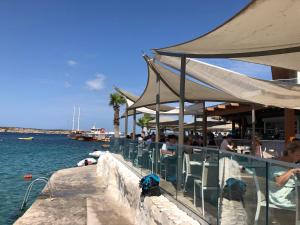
[18,137,34,141]
[88,150,106,158]
[77,158,97,167]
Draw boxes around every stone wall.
[97,153,202,225]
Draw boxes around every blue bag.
[139,174,161,196]
[222,178,246,201]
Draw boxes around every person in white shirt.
[220,135,234,151]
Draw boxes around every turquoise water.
[0,133,103,225]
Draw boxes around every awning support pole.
[125,105,128,137]
[251,105,256,155]
[177,56,186,191]
[193,115,197,134]
[155,75,160,142]
[203,101,207,146]
[155,70,161,174]
[133,109,136,140]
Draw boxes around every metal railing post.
[266,162,269,225]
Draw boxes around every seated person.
[185,135,194,146]
[192,135,203,146]
[269,142,300,209]
[220,135,234,151]
[161,135,177,156]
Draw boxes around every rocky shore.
[0,127,70,135]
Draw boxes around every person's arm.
[275,168,300,187]
[226,144,234,151]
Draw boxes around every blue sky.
[0,0,271,131]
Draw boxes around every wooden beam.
[206,107,215,112]
[230,103,240,107]
[217,104,226,109]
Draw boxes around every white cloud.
[85,73,105,91]
[64,81,71,88]
[67,60,77,66]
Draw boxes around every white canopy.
[129,56,244,110]
[123,98,204,117]
[115,87,174,112]
[149,117,229,129]
[156,55,300,109]
[155,0,300,71]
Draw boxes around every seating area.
[109,138,300,225]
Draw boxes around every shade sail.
[149,117,183,127]
[156,55,300,109]
[149,117,229,129]
[129,57,244,109]
[155,0,300,71]
[115,87,174,112]
[123,99,204,117]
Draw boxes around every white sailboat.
[69,106,82,139]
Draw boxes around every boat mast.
[72,106,76,131]
[77,107,80,131]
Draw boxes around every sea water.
[0,133,103,225]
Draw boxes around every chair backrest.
[202,161,219,187]
[253,169,265,202]
[183,153,191,174]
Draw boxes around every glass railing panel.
[179,146,207,217]
[267,162,298,225]
[107,139,300,225]
[201,147,219,225]
[157,141,178,199]
[218,151,267,225]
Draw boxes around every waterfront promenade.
[14,165,134,225]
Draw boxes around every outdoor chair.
[160,144,177,181]
[128,142,138,160]
[252,169,296,225]
[182,152,203,192]
[134,142,144,167]
[194,159,219,216]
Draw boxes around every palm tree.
[109,92,126,138]
[137,113,154,132]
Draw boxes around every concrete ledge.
[97,153,202,225]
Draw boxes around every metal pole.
[203,101,207,146]
[193,115,197,135]
[251,104,256,155]
[177,56,186,191]
[77,107,80,131]
[125,107,128,137]
[154,73,161,174]
[133,109,136,140]
[155,75,160,142]
[72,106,75,131]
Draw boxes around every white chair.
[182,152,202,191]
[253,169,296,225]
[194,160,219,216]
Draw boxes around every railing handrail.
[21,177,53,210]
[114,138,300,168]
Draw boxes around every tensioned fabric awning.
[115,87,203,118]
[129,56,245,109]
[156,55,300,109]
[155,0,300,71]
[149,117,229,129]
[122,99,204,118]
[115,87,174,112]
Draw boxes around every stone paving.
[14,165,134,225]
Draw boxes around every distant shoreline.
[0,127,71,135]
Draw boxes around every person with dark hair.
[254,136,263,157]
[269,142,300,209]
[220,135,234,151]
